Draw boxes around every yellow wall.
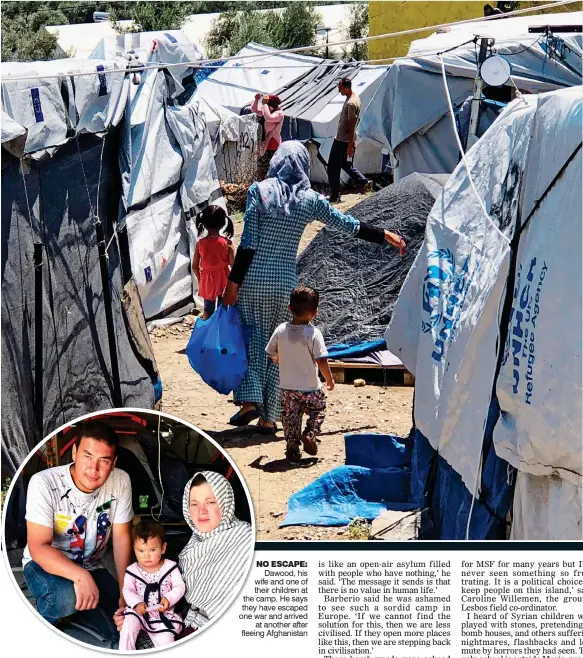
[369,1,486,61]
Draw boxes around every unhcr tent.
[1,35,224,468]
[194,43,389,183]
[1,56,158,473]
[4,411,251,649]
[359,11,582,182]
[385,86,582,540]
[88,31,224,320]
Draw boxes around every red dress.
[197,236,231,300]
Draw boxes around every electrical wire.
[1,0,574,82]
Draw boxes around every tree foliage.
[1,3,68,61]
[346,2,368,61]
[205,3,321,58]
[108,1,195,33]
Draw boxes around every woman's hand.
[384,230,406,256]
[255,93,261,100]
[262,94,270,104]
[222,280,239,307]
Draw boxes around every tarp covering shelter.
[1,33,225,468]
[297,172,447,348]
[194,43,389,183]
[385,86,582,540]
[1,56,158,474]
[91,31,223,320]
[359,11,582,182]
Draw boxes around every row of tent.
[2,12,582,539]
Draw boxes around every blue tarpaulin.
[281,433,416,527]
[326,339,386,360]
[281,404,515,537]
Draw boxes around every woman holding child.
[222,140,406,435]
[115,472,252,646]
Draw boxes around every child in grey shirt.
[266,285,334,462]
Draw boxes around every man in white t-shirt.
[23,421,134,644]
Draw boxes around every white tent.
[46,20,136,59]
[359,11,582,182]
[2,31,222,322]
[194,42,389,183]
[385,85,582,540]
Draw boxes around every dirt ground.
[152,193,414,541]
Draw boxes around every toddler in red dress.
[193,205,235,319]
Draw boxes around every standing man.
[327,77,371,203]
[23,421,134,645]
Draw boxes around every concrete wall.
[368,1,486,61]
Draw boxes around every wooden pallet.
[329,361,415,386]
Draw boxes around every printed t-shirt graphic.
[23,464,133,569]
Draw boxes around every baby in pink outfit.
[120,521,186,650]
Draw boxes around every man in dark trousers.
[327,77,371,203]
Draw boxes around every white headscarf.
[178,471,253,628]
[255,140,311,216]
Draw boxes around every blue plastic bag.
[185,305,248,395]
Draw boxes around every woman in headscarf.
[178,471,253,630]
[222,140,406,432]
[114,472,252,640]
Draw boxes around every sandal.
[229,408,260,426]
[256,421,278,435]
[285,449,302,463]
[301,435,318,456]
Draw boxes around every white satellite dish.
[480,54,511,87]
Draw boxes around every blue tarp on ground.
[281,400,515,536]
[281,433,416,527]
[326,339,386,360]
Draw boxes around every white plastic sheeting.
[510,472,582,541]
[386,86,582,539]
[194,42,322,113]
[194,42,388,182]
[111,33,225,319]
[493,89,582,488]
[1,32,222,321]
[194,97,259,184]
[1,58,129,155]
[359,11,582,182]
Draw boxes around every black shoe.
[285,449,302,463]
[256,421,278,435]
[229,408,260,426]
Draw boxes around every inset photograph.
[3,409,254,652]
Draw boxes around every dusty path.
[153,191,414,540]
[153,327,413,540]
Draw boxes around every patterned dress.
[234,184,360,421]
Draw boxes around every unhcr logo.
[421,249,474,363]
[501,257,548,404]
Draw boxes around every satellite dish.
[480,55,511,87]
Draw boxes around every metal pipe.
[466,38,492,150]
